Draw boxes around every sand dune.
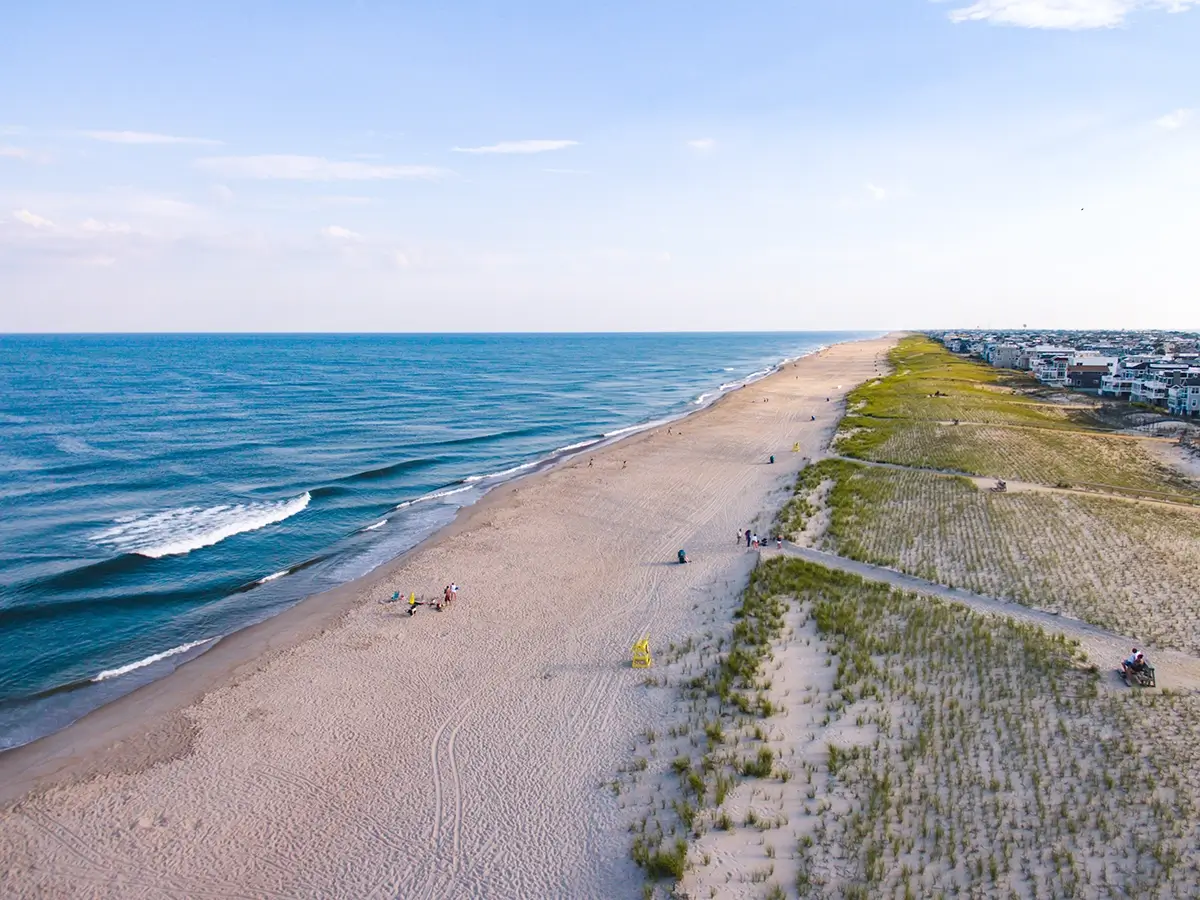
[0,336,897,899]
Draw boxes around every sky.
[1,0,1198,332]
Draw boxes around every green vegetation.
[778,558,1200,899]
[790,458,1200,653]
[836,336,1198,497]
[625,558,1200,897]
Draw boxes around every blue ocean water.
[0,332,866,749]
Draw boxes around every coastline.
[0,339,848,789]
[1,333,899,899]
[0,336,856,757]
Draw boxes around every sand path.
[775,544,1200,691]
[0,337,896,899]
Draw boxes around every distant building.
[989,343,1021,369]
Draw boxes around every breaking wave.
[91,638,215,682]
[91,493,311,559]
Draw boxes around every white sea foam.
[257,569,289,584]
[602,416,675,439]
[393,484,476,510]
[364,518,388,531]
[553,438,601,454]
[693,391,717,405]
[91,638,214,682]
[92,492,311,558]
[55,436,94,454]
[463,460,541,485]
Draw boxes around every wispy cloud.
[196,154,448,180]
[687,138,716,151]
[1156,108,1194,130]
[81,218,134,235]
[1,146,33,160]
[81,129,222,146]
[943,0,1200,29]
[320,225,361,240]
[865,183,888,201]
[12,209,55,229]
[543,168,591,175]
[452,140,578,154]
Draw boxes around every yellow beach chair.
[631,635,653,669]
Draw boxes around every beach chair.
[631,635,653,669]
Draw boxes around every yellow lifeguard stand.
[631,635,653,669]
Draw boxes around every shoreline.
[1,333,899,899]
[0,337,852,761]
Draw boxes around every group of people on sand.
[398,582,458,615]
[742,529,783,550]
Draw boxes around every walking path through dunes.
[629,559,1200,900]
[0,335,898,900]
[787,457,1200,655]
[777,545,1200,690]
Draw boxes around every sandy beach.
[0,335,896,899]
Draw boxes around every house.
[1167,379,1200,417]
[1067,363,1112,391]
[989,343,1021,369]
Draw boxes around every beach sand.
[0,335,896,900]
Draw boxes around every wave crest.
[91,638,214,682]
[91,493,311,559]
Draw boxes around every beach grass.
[796,460,1200,653]
[630,558,1200,898]
[835,336,1198,497]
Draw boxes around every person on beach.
[751,533,759,547]
[745,529,752,548]
[450,582,458,603]
[776,535,783,549]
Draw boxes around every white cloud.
[865,183,888,201]
[81,218,134,234]
[82,130,222,145]
[452,140,578,154]
[210,184,236,205]
[944,0,1200,29]
[543,168,591,175]
[1156,108,1194,130]
[196,154,448,180]
[1,146,32,159]
[78,254,117,267]
[321,225,361,240]
[392,251,411,268]
[687,138,716,151]
[12,209,55,229]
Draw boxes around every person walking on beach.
[745,529,752,548]
[751,532,759,548]
[450,582,458,603]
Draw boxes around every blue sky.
[2,0,1198,331]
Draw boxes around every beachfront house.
[988,343,1021,369]
[1167,377,1200,418]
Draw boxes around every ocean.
[0,332,867,750]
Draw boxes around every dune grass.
[836,336,1198,497]
[805,461,1200,653]
[624,558,1200,898]
[781,559,1200,899]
